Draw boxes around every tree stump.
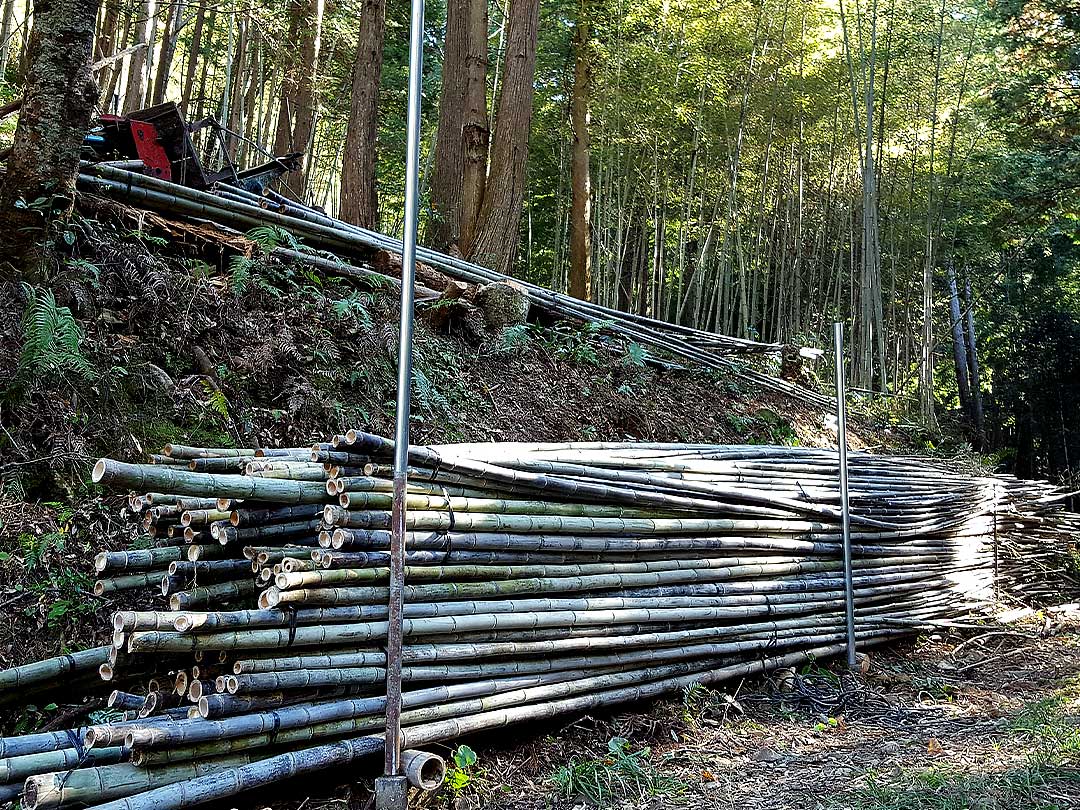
[474,280,529,331]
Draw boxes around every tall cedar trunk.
[429,0,470,249]
[180,0,206,114]
[0,0,101,277]
[91,0,120,105]
[239,28,262,165]
[946,262,972,419]
[458,0,489,254]
[289,0,323,197]
[568,0,591,300]
[338,0,386,228]
[920,0,946,430]
[122,0,152,112]
[150,0,180,106]
[273,2,302,155]
[963,275,985,445]
[0,0,16,77]
[468,0,540,275]
[104,5,133,109]
[223,16,248,156]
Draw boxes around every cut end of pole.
[91,459,109,484]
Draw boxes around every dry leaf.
[927,738,943,755]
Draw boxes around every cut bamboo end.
[402,749,447,791]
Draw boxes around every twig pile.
[1,436,1077,810]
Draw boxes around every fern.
[200,380,230,421]
[229,255,255,294]
[497,323,532,354]
[412,367,450,416]
[18,284,94,381]
[332,292,374,329]
[246,225,300,252]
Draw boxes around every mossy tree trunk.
[0,0,100,279]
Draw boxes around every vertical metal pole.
[833,322,857,669]
[376,0,424,805]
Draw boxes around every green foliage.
[496,323,534,354]
[537,323,605,365]
[200,380,231,422]
[17,284,94,385]
[332,291,374,329]
[228,255,286,298]
[447,744,479,793]
[552,737,685,805]
[124,229,168,247]
[245,225,300,252]
[411,367,450,418]
[623,342,647,367]
[12,702,60,735]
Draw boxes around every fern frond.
[246,225,300,252]
[229,256,254,294]
[18,284,93,381]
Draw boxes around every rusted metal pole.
[834,322,857,669]
[377,0,425,804]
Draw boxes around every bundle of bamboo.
[1,435,1076,810]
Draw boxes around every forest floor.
[288,611,1080,810]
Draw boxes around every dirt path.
[385,614,1080,810]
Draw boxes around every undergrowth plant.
[552,736,685,806]
[16,283,94,384]
[446,744,479,793]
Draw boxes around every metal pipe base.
[374,775,409,810]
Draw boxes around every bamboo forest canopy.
[0,0,1077,480]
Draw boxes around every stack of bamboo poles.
[1,435,1076,810]
[73,163,831,408]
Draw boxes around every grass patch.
[848,764,1075,810]
[839,676,1080,810]
[551,736,686,806]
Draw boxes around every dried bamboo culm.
[0,435,1076,810]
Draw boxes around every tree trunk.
[223,15,248,156]
[338,0,386,229]
[151,0,181,106]
[104,4,133,110]
[289,0,323,197]
[91,0,120,106]
[963,275,985,445]
[0,0,16,77]
[0,0,101,277]
[920,0,946,430]
[180,0,206,115]
[468,0,540,275]
[568,0,591,301]
[458,0,489,254]
[946,262,972,419]
[122,0,152,113]
[429,0,470,249]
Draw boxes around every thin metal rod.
[384,0,426,780]
[833,322,857,668]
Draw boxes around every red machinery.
[91,102,301,192]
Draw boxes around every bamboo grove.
[0,435,1077,807]
[0,0,1077,466]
